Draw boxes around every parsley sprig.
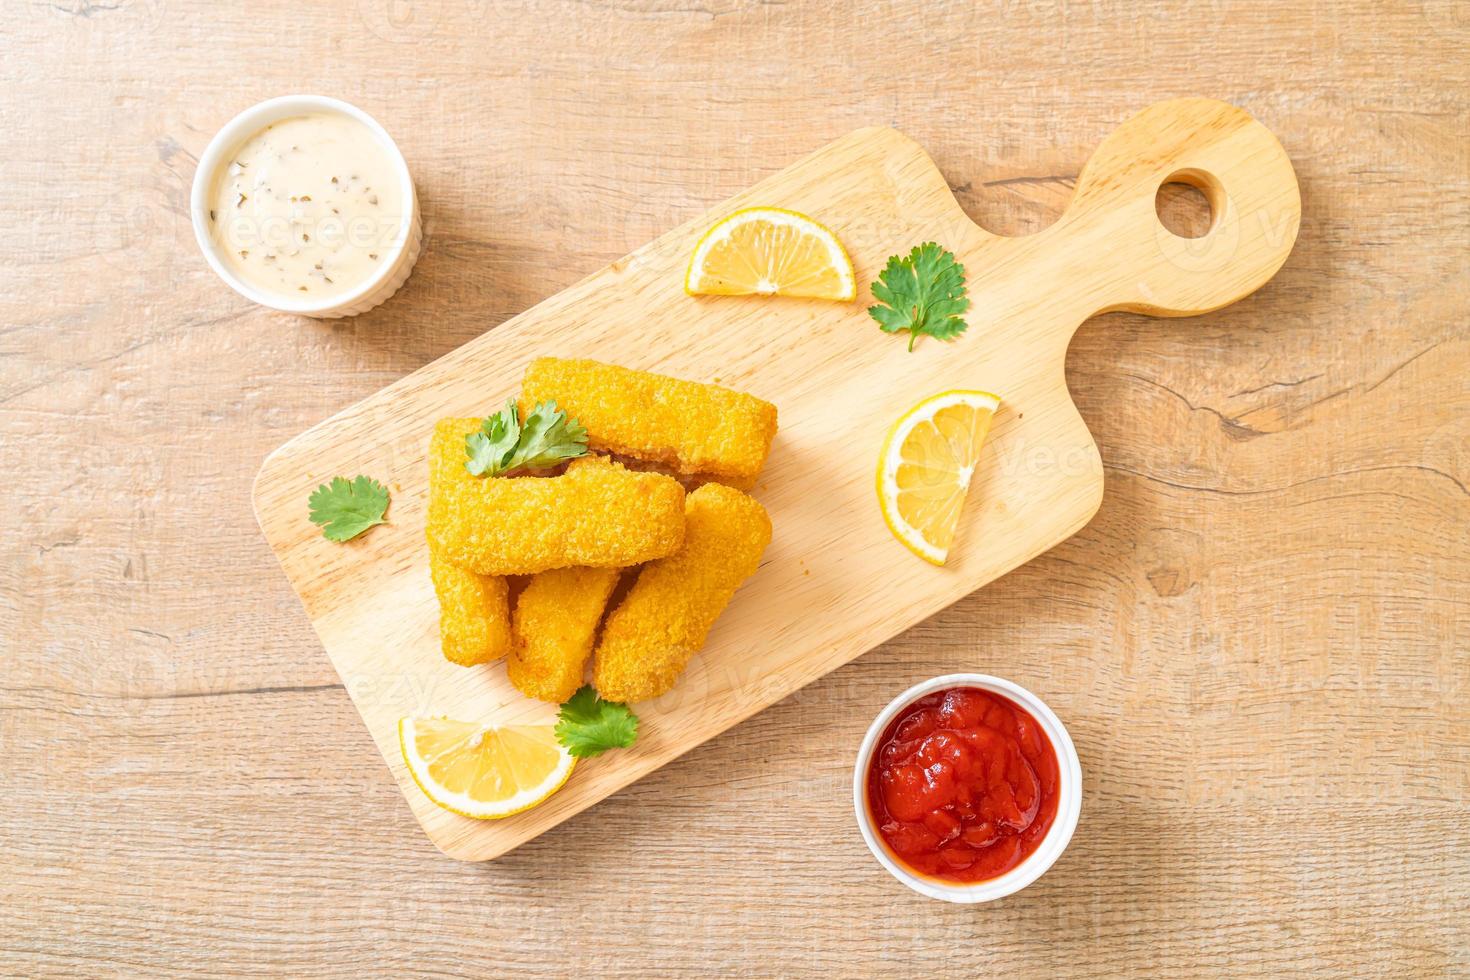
[867,242,970,351]
[307,475,390,542]
[555,686,639,758]
[465,399,589,477]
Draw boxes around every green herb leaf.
[510,399,589,470]
[307,475,390,542]
[465,400,589,477]
[867,242,970,351]
[465,399,523,476]
[555,685,638,758]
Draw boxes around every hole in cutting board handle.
[1155,168,1222,239]
[1045,99,1300,319]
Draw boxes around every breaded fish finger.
[520,358,778,488]
[593,483,771,702]
[507,565,622,703]
[426,418,685,576]
[429,546,512,666]
[427,429,511,664]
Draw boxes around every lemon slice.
[685,207,855,300]
[399,716,575,819]
[877,390,1002,565]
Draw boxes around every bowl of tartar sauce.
[191,95,422,318]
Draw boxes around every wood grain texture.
[252,99,1298,860]
[2,0,1466,975]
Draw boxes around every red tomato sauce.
[866,686,1060,883]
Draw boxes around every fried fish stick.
[426,424,512,664]
[426,418,685,576]
[593,483,771,702]
[520,358,778,488]
[429,546,512,666]
[507,565,622,702]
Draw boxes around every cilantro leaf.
[555,685,638,758]
[307,475,390,542]
[465,399,522,476]
[867,242,970,351]
[465,400,589,476]
[508,400,589,470]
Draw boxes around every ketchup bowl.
[853,673,1082,903]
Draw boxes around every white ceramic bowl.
[853,673,1083,903]
[190,95,422,318]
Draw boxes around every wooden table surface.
[3,2,1466,976]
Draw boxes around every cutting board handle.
[1051,97,1300,320]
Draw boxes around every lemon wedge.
[399,716,575,819]
[877,390,1001,565]
[685,207,855,300]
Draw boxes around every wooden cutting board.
[253,98,1299,860]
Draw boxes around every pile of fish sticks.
[427,358,777,703]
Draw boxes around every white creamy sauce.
[207,113,404,300]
